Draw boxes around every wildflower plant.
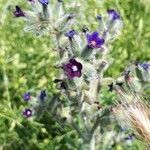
[13,0,150,149]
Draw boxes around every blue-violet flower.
[124,133,135,141]
[23,92,31,101]
[38,0,49,5]
[87,32,104,48]
[65,30,76,39]
[139,63,150,70]
[107,9,120,20]
[39,90,46,100]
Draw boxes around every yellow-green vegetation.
[0,0,149,149]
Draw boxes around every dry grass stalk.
[113,90,150,145]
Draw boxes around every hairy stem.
[89,134,95,150]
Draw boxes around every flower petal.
[108,9,120,20]
[91,32,99,40]
[74,71,82,77]
[96,38,105,48]
[69,58,76,64]
[86,34,93,44]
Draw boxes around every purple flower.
[27,0,35,2]
[23,92,31,101]
[65,30,76,39]
[96,15,102,20]
[87,32,104,48]
[63,59,82,79]
[39,90,46,100]
[124,133,135,141]
[23,108,32,118]
[107,9,120,20]
[38,0,49,5]
[67,14,74,20]
[13,6,25,17]
[139,63,150,70]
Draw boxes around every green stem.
[89,134,95,150]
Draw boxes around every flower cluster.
[13,0,75,35]
[22,90,47,118]
[14,0,150,149]
[13,1,125,148]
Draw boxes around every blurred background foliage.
[0,0,149,149]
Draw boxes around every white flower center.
[90,40,96,47]
[72,66,78,72]
[27,111,31,115]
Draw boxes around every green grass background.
[0,0,149,149]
